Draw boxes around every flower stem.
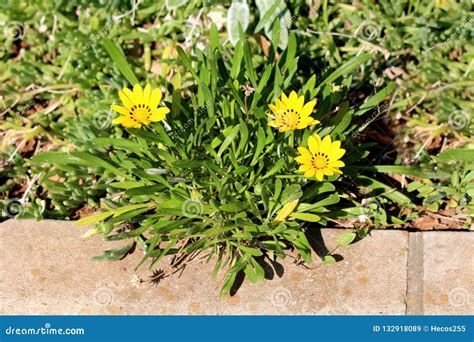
[289,131,294,148]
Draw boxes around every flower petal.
[143,83,151,104]
[294,95,304,112]
[331,148,346,160]
[112,116,126,124]
[120,116,141,128]
[149,107,170,122]
[289,91,298,104]
[304,168,316,178]
[297,117,317,129]
[295,155,309,163]
[111,104,129,116]
[133,84,143,104]
[281,92,290,106]
[323,168,334,176]
[149,88,163,109]
[308,135,320,154]
[321,135,332,152]
[275,98,285,109]
[331,140,341,151]
[329,160,345,168]
[268,104,278,112]
[297,147,311,157]
[315,170,325,181]
[119,89,133,109]
[299,164,311,172]
[300,100,316,117]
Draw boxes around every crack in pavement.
[406,232,424,314]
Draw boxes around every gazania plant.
[36,33,399,296]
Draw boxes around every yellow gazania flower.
[267,91,319,132]
[295,134,345,181]
[111,83,170,128]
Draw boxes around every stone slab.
[422,231,473,315]
[1,220,410,315]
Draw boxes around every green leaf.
[236,122,249,156]
[230,42,244,78]
[210,24,220,51]
[290,212,321,222]
[220,202,249,212]
[332,104,353,135]
[437,149,474,162]
[270,15,281,49]
[77,205,152,228]
[111,203,152,217]
[297,194,340,212]
[255,65,273,95]
[92,138,144,151]
[176,46,199,80]
[336,232,356,246]
[244,264,258,283]
[360,165,450,179]
[155,125,175,147]
[172,160,204,168]
[75,211,114,226]
[125,185,164,196]
[71,151,131,179]
[127,128,166,144]
[105,222,151,241]
[217,124,240,157]
[285,32,297,70]
[301,182,335,201]
[220,270,238,298]
[356,175,412,206]
[199,81,215,120]
[109,181,144,189]
[251,257,265,281]
[220,260,246,297]
[322,255,336,264]
[92,243,134,261]
[103,38,139,85]
[302,74,316,95]
[354,82,397,117]
[243,40,258,87]
[262,159,285,179]
[296,232,312,264]
[280,184,302,204]
[238,245,263,257]
[274,179,283,200]
[315,53,372,92]
[250,127,266,166]
[29,152,78,165]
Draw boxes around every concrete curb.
[0,220,472,315]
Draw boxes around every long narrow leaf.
[103,38,139,85]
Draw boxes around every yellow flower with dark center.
[268,91,319,132]
[295,134,345,181]
[111,84,170,128]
